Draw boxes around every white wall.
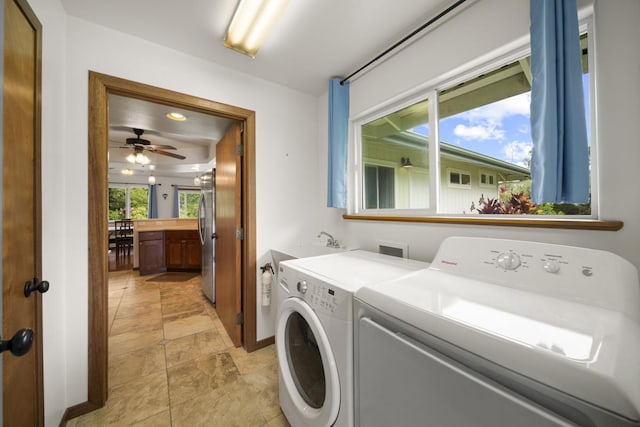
[334,0,640,270]
[26,0,69,425]
[33,10,327,421]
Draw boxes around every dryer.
[354,237,640,427]
[276,250,428,427]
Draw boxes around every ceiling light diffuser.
[224,0,290,58]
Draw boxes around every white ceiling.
[108,94,235,178]
[60,0,452,96]
[62,0,452,178]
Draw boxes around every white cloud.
[502,141,532,166]
[453,124,505,140]
[445,92,531,143]
[462,92,531,125]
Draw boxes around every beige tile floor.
[67,270,289,427]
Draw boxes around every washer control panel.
[429,237,639,317]
[279,265,350,319]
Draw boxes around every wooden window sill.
[342,214,623,231]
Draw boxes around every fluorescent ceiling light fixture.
[166,112,186,121]
[224,0,290,58]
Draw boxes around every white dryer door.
[276,297,340,427]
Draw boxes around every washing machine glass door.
[277,297,340,426]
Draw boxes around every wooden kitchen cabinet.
[164,230,202,271]
[138,231,166,275]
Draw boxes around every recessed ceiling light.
[166,112,187,121]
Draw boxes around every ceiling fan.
[123,128,186,160]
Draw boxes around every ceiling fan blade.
[146,144,177,150]
[152,148,186,160]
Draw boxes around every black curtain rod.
[340,0,468,85]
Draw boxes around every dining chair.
[114,219,134,260]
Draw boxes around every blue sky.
[413,74,590,168]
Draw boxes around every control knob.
[496,252,521,270]
[543,259,561,274]
[297,280,308,294]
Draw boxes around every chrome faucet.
[318,231,340,248]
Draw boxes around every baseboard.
[58,401,102,426]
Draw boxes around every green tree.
[109,188,126,220]
[130,187,149,219]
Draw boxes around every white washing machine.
[354,237,640,427]
[276,250,428,427]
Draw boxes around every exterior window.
[178,189,200,218]
[364,164,395,209]
[480,172,496,187]
[108,185,149,219]
[448,170,471,188]
[356,32,592,217]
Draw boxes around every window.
[178,189,200,218]
[480,171,496,187]
[108,185,149,220]
[364,164,395,209]
[448,169,471,188]
[355,32,592,217]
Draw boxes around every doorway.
[82,72,259,415]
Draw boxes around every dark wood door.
[215,122,242,347]
[2,0,44,425]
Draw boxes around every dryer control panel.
[429,237,639,320]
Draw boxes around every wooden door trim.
[81,72,257,415]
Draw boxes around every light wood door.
[2,0,44,425]
[215,122,242,346]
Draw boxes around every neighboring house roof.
[383,130,531,181]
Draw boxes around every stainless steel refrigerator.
[198,170,215,304]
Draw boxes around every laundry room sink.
[270,245,347,271]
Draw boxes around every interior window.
[356,33,591,217]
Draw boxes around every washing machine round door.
[276,297,340,427]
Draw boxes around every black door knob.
[0,329,33,356]
[24,277,49,297]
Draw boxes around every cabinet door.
[139,239,166,275]
[184,238,202,269]
[165,238,184,269]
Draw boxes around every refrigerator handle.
[198,193,206,245]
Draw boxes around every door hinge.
[236,143,244,156]
[236,228,244,240]
[236,312,244,325]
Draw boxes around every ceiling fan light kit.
[224,0,290,58]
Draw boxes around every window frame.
[177,188,201,218]
[479,170,496,188]
[349,17,600,226]
[447,168,472,189]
